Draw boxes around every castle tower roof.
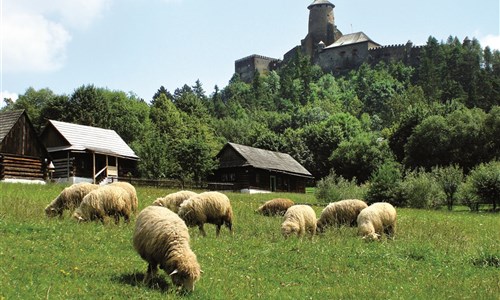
[308,0,335,9]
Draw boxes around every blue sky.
[1,0,499,106]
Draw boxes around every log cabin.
[0,110,50,183]
[40,120,139,184]
[210,142,313,193]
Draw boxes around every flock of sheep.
[44,182,397,293]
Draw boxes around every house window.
[352,49,358,57]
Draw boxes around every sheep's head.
[72,209,86,222]
[281,221,299,238]
[45,205,62,217]
[169,267,201,293]
[152,198,164,206]
[362,232,380,242]
[316,220,327,233]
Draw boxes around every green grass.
[0,182,499,299]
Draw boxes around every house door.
[270,176,276,192]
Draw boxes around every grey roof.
[46,120,139,160]
[325,32,380,49]
[223,142,313,178]
[0,110,24,144]
[308,0,335,9]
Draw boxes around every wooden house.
[40,120,139,184]
[210,142,313,193]
[0,110,50,183]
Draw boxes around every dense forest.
[2,36,500,208]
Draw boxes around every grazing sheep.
[281,205,317,239]
[256,198,295,216]
[153,190,197,213]
[316,199,368,232]
[72,185,131,224]
[178,191,233,237]
[133,206,201,292]
[357,202,397,241]
[109,181,139,213]
[45,182,98,217]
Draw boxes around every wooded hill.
[2,36,499,186]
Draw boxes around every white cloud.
[3,12,71,72]
[45,0,113,29]
[480,34,500,50]
[1,0,111,73]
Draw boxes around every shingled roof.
[0,110,24,144]
[220,143,313,178]
[325,32,380,49]
[44,120,139,160]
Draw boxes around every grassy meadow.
[0,182,499,299]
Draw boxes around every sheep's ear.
[169,269,179,276]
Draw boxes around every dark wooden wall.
[0,113,47,158]
[0,154,45,180]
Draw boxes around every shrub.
[432,165,464,211]
[315,171,366,203]
[365,161,403,206]
[463,161,500,211]
[458,180,480,212]
[400,169,445,209]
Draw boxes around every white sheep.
[72,185,131,224]
[109,181,139,213]
[177,191,233,237]
[152,190,197,213]
[316,199,368,232]
[133,206,201,292]
[281,205,317,239]
[45,182,99,217]
[357,202,397,241]
[256,198,295,216]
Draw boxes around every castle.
[235,0,423,83]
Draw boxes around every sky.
[1,0,499,106]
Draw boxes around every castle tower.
[301,0,338,59]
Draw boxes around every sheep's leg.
[309,225,316,240]
[216,224,221,237]
[385,225,395,240]
[225,220,233,234]
[198,224,207,237]
[144,263,158,284]
[114,214,120,224]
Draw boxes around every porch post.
[93,152,96,184]
[67,152,70,179]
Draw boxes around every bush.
[463,161,500,211]
[432,165,464,211]
[458,180,481,212]
[315,171,367,203]
[400,169,445,209]
[365,161,403,206]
